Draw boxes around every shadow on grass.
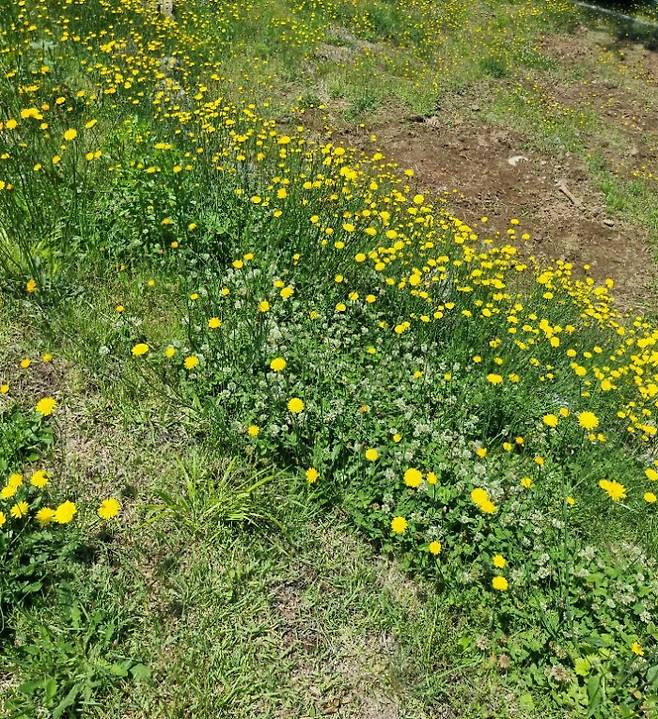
[575,0,658,47]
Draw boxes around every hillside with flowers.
[2,0,658,717]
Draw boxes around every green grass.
[3,1,658,718]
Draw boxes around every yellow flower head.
[63,128,78,141]
[208,317,222,329]
[403,468,423,488]
[471,488,489,505]
[479,499,497,514]
[247,424,260,437]
[428,540,442,556]
[35,396,57,416]
[54,500,77,524]
[542,414,558,428]
[365,448,379,462]
[98,498,121,520]
[287,397,304,414]
[492,576,509,591]
[184,355,199,370]
[391,516,407,535]
[131,343,149,357]
[36,507,56,524]
[10,501,29,519]
[270,357,287,372]
[598,479,626,502]
[631,642,644,657]
[578,411,599,431]
[30,470,49,488]
[492,554,507,569]
[305,467,319,484]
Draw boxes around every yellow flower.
[287,397,304,414]
[631,642,644,657]
[645,468,658,482]
[305,468,319,484]
[598,479,626,502]
[35,396,57,416]
[365,448,379,462]
[258,300,270,313]
[542,414,558,428]
[427,472,438,485]
[403,468,423,488]
[184,355,199,370]
[208,317,222,329]
[98,498,121,520]
[0,511,6,528]
[30,470,49,488]
[492,554,507,569]
[164,345,177,358]
[36,507,56,524]
[131,343,149,357]
[280,286,294,299]
[391,516,407,534]
[578,411,599,431]
[63,128,78,141]
[247,424,260,437]
[20,358,31,368]
[10,501,29,519]
[270,357,287,372]
[26,278,38,293]
[520,476,533,489]
[566,495,576,507]
[54,500,77,524]
[644,492,656,504]
[0,481,19,501]
[480,499,497,514]
[428,540,442,555]
[492,576,509,591]
[475,447,487,459]
[471,488,489,505]
[486,373,503,385]
[0,383,8,394]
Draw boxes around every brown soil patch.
[544,27,658,86]
[350,115,656,309]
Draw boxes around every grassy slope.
[2,1,658,718]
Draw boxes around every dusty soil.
[355,115,656,308]
[327,25,658,310]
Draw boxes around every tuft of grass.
[147,454,281,536]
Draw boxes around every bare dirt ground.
[366,116,654,304]
[338,26,658,310]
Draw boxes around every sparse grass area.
[3,1,658,718]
